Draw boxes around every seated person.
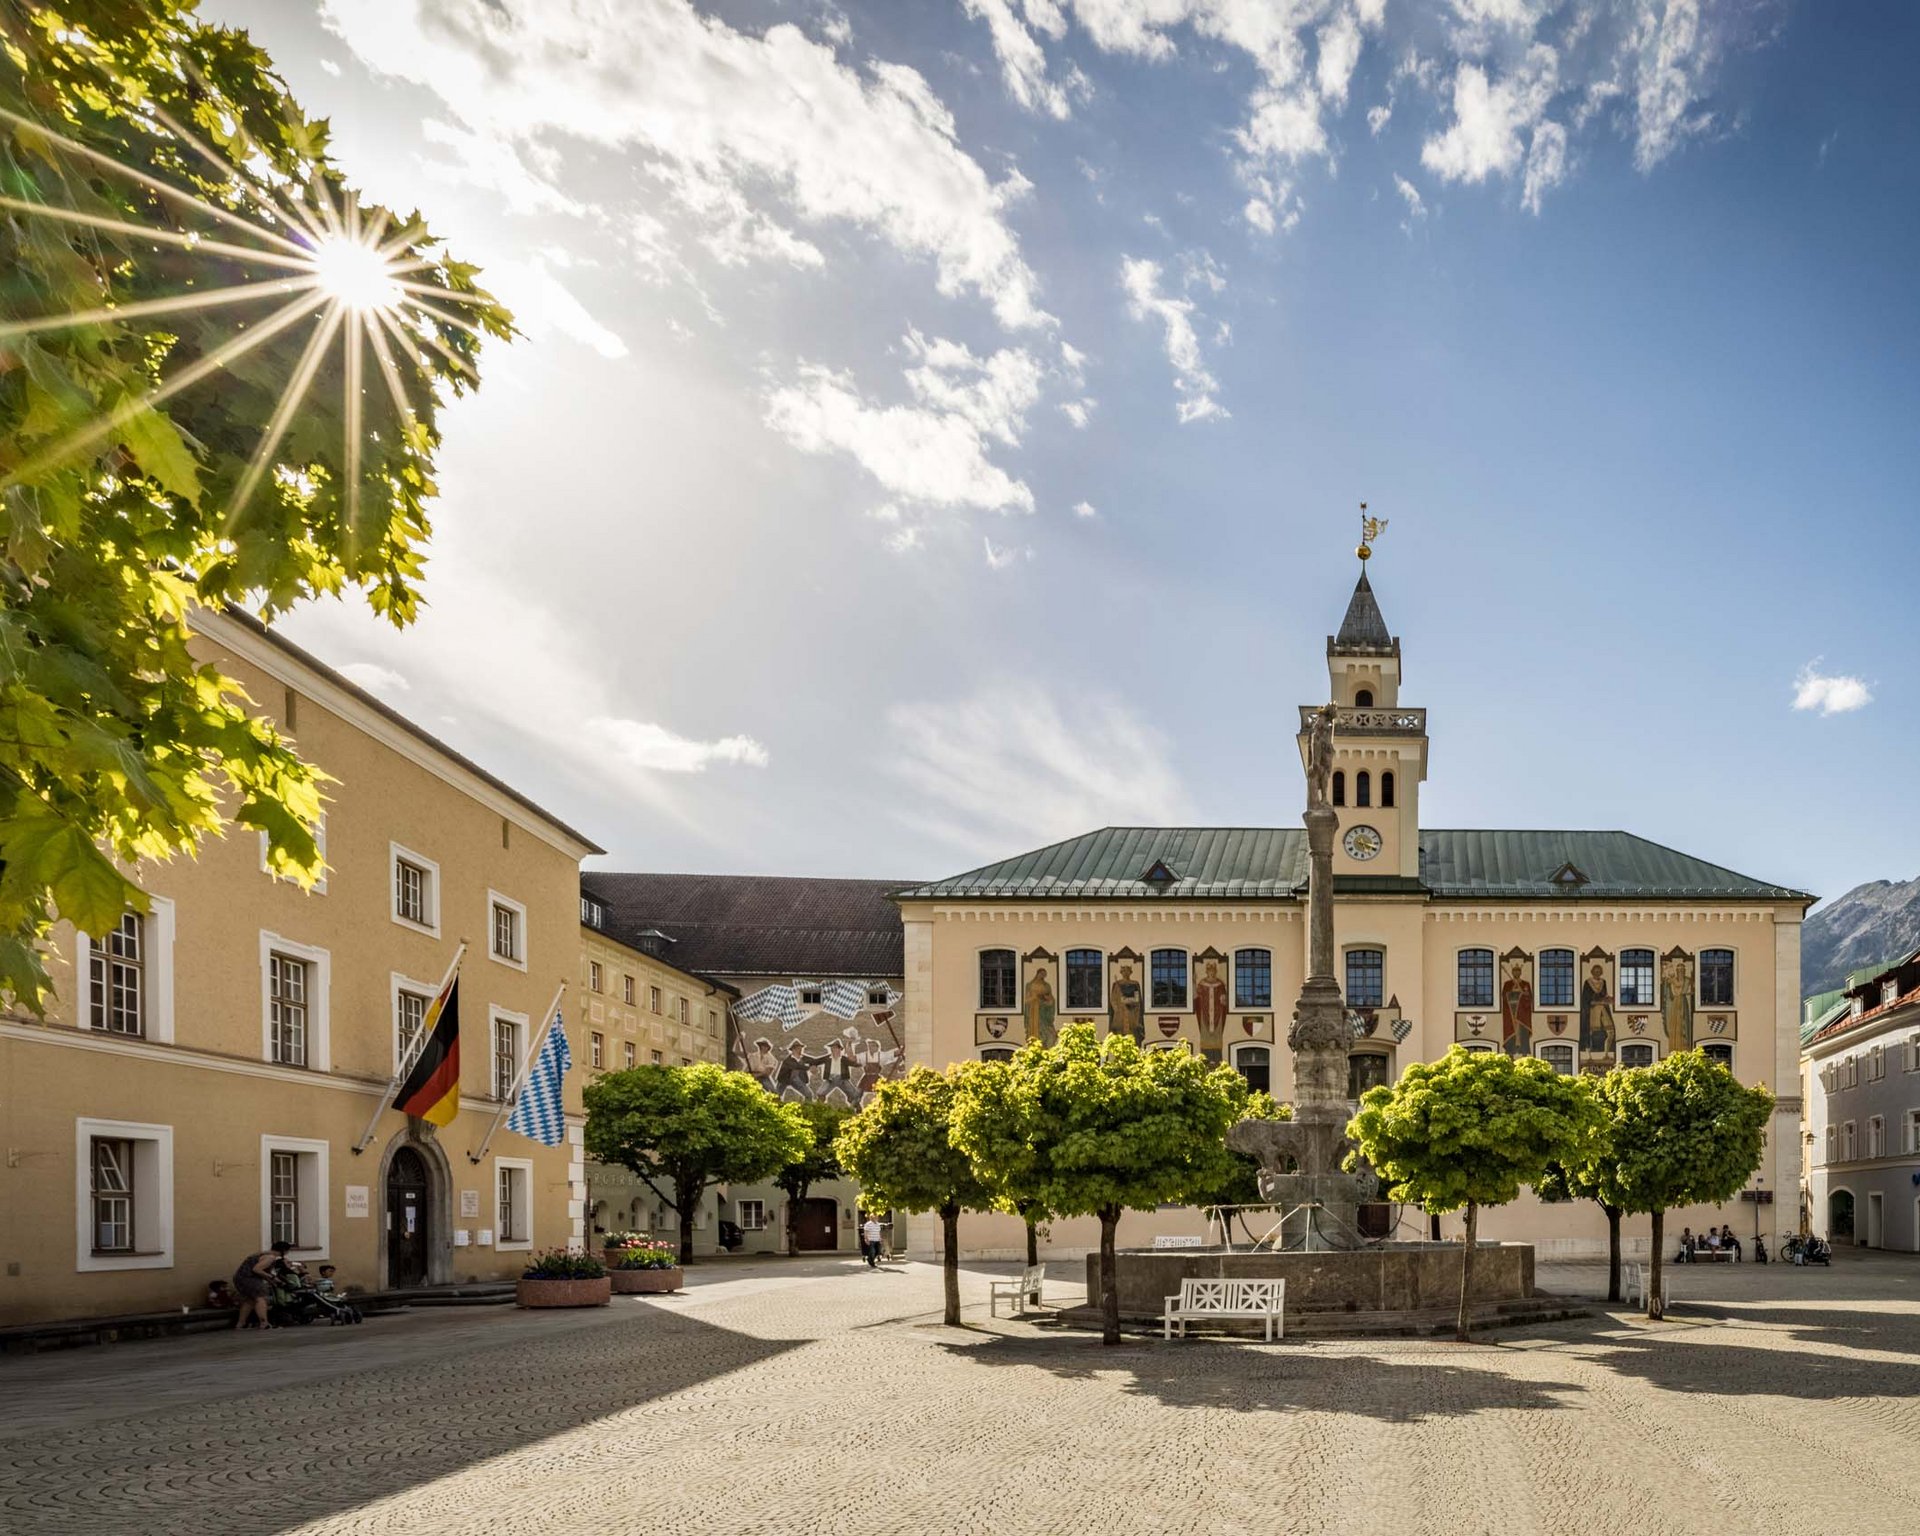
[315,1264,339,1294]
[1719,1225,1742,1261]
[1677,1226,1695,1261]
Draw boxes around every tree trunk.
[940,1203,962,1326]
[1456,1200,1478,1343]
[1648,1209,1665,1320]
[1430,1211,1442,1243]
[1099,1205,1122,1346]
[678,1195,696,1266]
[784,1185,805,1256]
[1026,1217,1039,1268]
[1605,1205,1623,1303]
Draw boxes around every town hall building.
[893,561,1812,1261]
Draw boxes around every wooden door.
[795,1198,839,1251]
[387,1147,430,1288]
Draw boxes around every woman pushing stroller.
[232,1240,294,1331]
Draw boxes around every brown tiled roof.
[580,872,909,978]
[1806,983,1920,1049]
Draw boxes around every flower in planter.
[602,1230,651,1252]
[612,1238,679,1271]
[522,1248,608,1280]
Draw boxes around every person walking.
[232,1240,293,1330]
[861,1214,883,1268]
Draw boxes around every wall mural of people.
[1660,948,1695,1055]
[1499,949,1533,1058]
[730,984,905,1108]
[1022,949,1058,1047]
[1193,948,1229,1063]
[1579,949,1616,1070]
[1108,948,1145,1043]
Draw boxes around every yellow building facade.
[0,610,598,1326]
[895,568,1812,1261]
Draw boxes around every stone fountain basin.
[1088,1242,1535,1321]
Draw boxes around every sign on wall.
[344,1185,369,1218]
[460,1189,481,1219]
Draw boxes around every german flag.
[394,971,461,1126]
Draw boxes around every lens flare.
[306,236,404,312]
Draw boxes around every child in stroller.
[270,1262,364,1326]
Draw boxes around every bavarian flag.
[394,969,461,1126]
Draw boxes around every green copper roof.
[895,827,1811,903]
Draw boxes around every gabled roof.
[1803,949,1920,1049]
[1331,570,1394,653]
[894,827,1812,903]
[580,872,908,978]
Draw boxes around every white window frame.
[487,889,528,971]
[260,814,328,894]
[1842,1121,1857,1161]
[738,1198,766,1231]
[388,842,440,937]
[623,974,636,1005]
[1230,1043,1272,1093]
[390,972,437,1076]
[1618,1041,1657,1069]
[75,1117,174,1272]
[259,932,331,1071]
[625,1040,639,1068]
[590,1032,604,1069]
[1537,1041,1578,1075]
[1825,1125,1836,1164]
[75,898,176,1046]
[1867,1116,1885,1159]
[1906,1107,1920,1155]
[259,1135,330,1258]
[649,984,663,1014]
[588,961,603,993]
[494,1157,533,1251]
[491,1006,528,1103]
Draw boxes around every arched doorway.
[1828,1188,1855,1245]
[387,1146,431,1288]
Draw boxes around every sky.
[206,0,1920,907]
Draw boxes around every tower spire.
[1332,505,1395,655]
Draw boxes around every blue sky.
[212,0,1919,905]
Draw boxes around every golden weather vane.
[1356,502,1388,561]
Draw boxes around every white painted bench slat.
[989,1265,1047,1318]
[1162,1277,1285,1342]
[1623,1262,1669,1309]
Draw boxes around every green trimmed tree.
[585,1064,811,1264]
[0,0,509,1008]
[775,1100,852,1255]
[1535,1075,1626,1302]
[1601,1050,1773,1319]
[835,1066,990,1326]
[950,1024,1247,1346]
[938,1053,1054,1266]
[1348,1047,1603,1341]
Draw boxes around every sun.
[306,235,404,312]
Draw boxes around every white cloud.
[1367,102,1392,134]
[902,332,1045,447]
[480,255,628,358]
[319,57,342,76]
[1522,118,1569,211]
[982,536,1030,569]
[587,717,769,772]
[1421,50,1558,187]
[1792,663,1873,717]
[321,0,1050,330]
[964,0,1085,119]
[1393,173,1427,226]
[337,661,409,696]
[1244,197,1277,233]
[885,682,1195,857]
[1121,256,1225,424]
[1059,397,1096,428]
[1072,500,1097,518]
[418,119,589,218]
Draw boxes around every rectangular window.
[1538,949,1576,1009]
[91,1137,134,1253]
[1618,949,1656,1008]
[1699,949,1735,1006]
[1344,949,1384,1009]
[1702,1042,1733,1070]
[651,1049,663,1064]
[1150,949,1188,1010]
[1869,1045,1885,1081]
[395,859,428,926]
[708,1010,720,1037]
[269,1149,299,1247]
[268,953,309,1066]
[979,950,1017,1010]
[396,988,428,1067]
[678,997,689,1024]
[590,1032,604,1069]
[495,1162,533,1247]
[868,986,890,1006]
[1234,949,1272,1010]
[1234,1046,1271,1095]
[1908,1109,1920,1155]
[1842,1121,1856,1161]
[1539,1043,1576,1075]
[738,1199,765,1231]
[624,975,636,1005]
[588,961,603,992]
[493,1016,518,1101]
[491,900,522,964]
[649,985,664,1014]
[800,984,823,1006]
[581,895,604,928]
[88,912,145,1037]
[1065,949,1104,1011]
[1457,949,1495,1009]
[1868,1116,1885,1158]
[624,1041,637,1068]
[1620,1042,1656,1069]
[1825,1125,1836,1163]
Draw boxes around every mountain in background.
[1801,876,1920,999]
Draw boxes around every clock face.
[1343,824,1383,861]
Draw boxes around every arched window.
[1234,948,1272,1009]
[1233,1045,1271,1094]
[1348,1051,1390,1099]
[1702,1042,1733,1070]
[1457,948,1495,1008]
[1457,1040,1495,1055]
[1356,771,1371,808]
[1619,1042,1656,1069]
[1150,948,1189,1009]
[1538,949,1576,1008]
[1355,688,1374,707]
[1345,948,1385,1008]
[1064,949,1103,1010]
[1700,949,1735,1006]
[1539,1043,1576,1075]
[1618,949,1656,1008]
[979,949,1016,1009]
[1332,770,1346,806]
[1380,771,1395,808]
[980,1046,1016,1063]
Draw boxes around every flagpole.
[470,979,568,1165]
[352,940,468,1155]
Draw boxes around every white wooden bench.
[1162,1278,1285,1342]
[989,1264,1046,1318]
[1623,1262,1669,1310]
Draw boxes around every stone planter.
[612,1266,684,1295]
[515,1275,611,1308]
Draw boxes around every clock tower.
[1299,543,1429,882]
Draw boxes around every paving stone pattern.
[1,1253,1916,1536]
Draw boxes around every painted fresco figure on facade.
[1580,961,1616,1059]
[1194,957,1229,1063]
[742,1037,780,1092]
[1661,951,1695,1055]
[1109,961,1144,1044]
[1500,958,1534,1057]
[1023,964,1058,1047]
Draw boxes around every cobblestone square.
[2,1252,1916,1536]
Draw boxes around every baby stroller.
[269,1264,363,1326]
